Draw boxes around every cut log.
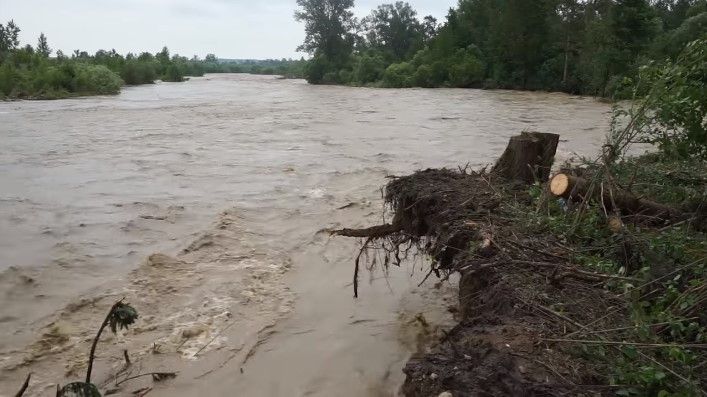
[492,132,560,184]
[550,173,683,221]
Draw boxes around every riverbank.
[334,134,706,396]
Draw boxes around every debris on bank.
[333,132,706,396]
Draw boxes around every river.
[0,74,612,396]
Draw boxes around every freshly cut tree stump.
[492,132,560,184]
[550,173,683,221]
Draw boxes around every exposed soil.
[333,162,692,396]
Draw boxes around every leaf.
[109,303,138,334]
[654,371,666,382]
[58,382,102,397]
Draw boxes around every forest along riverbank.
[0,74,612,396]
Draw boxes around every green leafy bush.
[382,62,414,87]
[73,64,122,94]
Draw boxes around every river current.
[0,74,611,396]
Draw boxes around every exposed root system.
[332,151,705,396]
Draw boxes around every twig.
[540,338,707,349]
[115,372,178,387]
[354,237,373,298]
[86,299,124,383]
[195,319,237,357]
[14,373,31,397]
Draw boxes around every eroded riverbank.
[0,74,612,396]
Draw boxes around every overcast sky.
[1,0,455,59]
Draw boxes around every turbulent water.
[0,74,612,396]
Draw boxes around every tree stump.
[492,132,560,184]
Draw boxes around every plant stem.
[85,300,122,384]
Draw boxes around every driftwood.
[550,173,683,221]
[492,132,560,183]
[332,224,402,238]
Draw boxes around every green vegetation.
[0,21,306,100]
[518,41,706,394]
[201,56,307,78]
[295,0,707,96]
[520,152,706,395]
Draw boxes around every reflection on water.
[0,74,611,396]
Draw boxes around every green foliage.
[73,64,123,94]
[382,61,414,87]
[161,63,183,82]
[362,2,426,62]
[37,33,51,58]
[0,20,295,100]
[120,59,157,85]
[58,383,101,397]
[353,53,386,84]
[295,0,356,82]
[519,152,706,396]
[612,37,707,159]
[293,0,705,95]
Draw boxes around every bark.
[550,173,683,221]
[492,132,560,184]
[332,223,402,238]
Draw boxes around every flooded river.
[0,74,611,396]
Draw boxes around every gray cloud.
[0,0,455,59]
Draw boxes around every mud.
[335,165,636,396]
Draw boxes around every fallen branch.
[331,223,402,238]
[541,338,707,349]
[14,373,30,397]
[460,260,640,283]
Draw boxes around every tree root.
[331,223,402,238]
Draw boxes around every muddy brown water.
[0,74,612,396]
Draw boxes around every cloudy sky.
[1,0,455,59]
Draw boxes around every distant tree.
[362,2,426,61]
[156,46,170,64]
[294,0,356,67]
[422,15,438,41]
[56,49,66,60]
[37,33,51,57]
[205,53,218,62]
[0,20,21,60]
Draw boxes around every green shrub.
[73,64,122,94]
[382,62,414,87]
[354,54,386,84]
[413,64,434,87]
[447,48,485,87]
[162,64,183,82]
[121,60,156,85]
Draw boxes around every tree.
[362,2,426,61]
[37,32,51,57]
[0,20,21,60]
[294,0,356,69]
[422,15,438,41]
[205,53,218,62]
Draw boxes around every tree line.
[294,0,707,96]
[0,22,306,99]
